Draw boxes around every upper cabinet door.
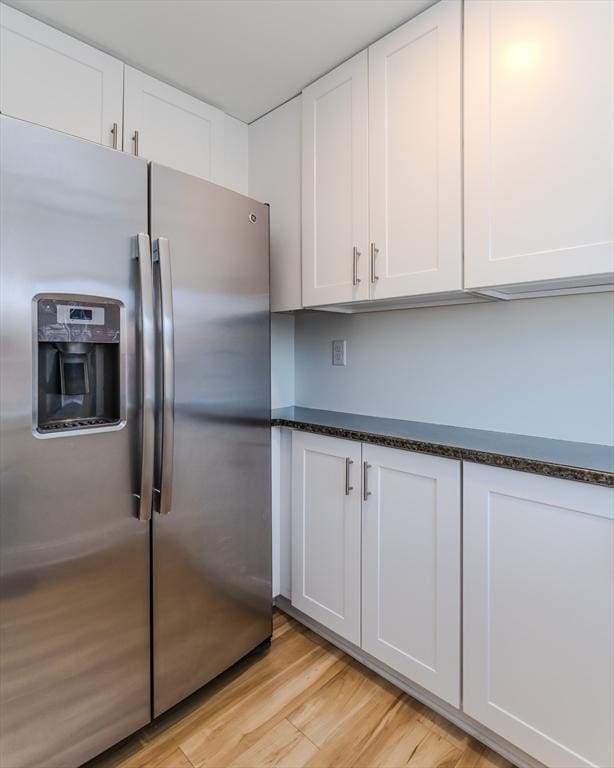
[0,4,123,147]
[291,431,362,644]
[463,464,614,768]
[368,1,462,300]
[464,0,614,290]
[361,445,461,706]
[302,51,369,307]
[124,66,225,183]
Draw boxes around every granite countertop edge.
[271,410,614,488]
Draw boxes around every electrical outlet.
[332,339,347,366]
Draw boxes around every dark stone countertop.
[271,407,614,487]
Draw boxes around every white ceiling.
[6,0,435,123]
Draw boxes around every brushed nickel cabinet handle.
[133,130,139,157]
[352,247,361,286]
[370,243,379,283]
[345,457,354,495]
[111,122,118,150]
[363,462,372,501]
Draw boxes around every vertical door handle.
[134,233,155,521]
[345,457,354,495]
[352,247,361,286]
[111,122,118,150]
[370,243,379,284]
[133,130,139,157]
[363,462,372,501]
[153,238,175,516]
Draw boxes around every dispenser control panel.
[38,297,120,343]
[57,304,105,325]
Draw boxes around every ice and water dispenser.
[35,296,122,434]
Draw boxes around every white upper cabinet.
[302,51,369,307]
[124,66,225,183]
[301,2,463,309]
[249,97,302,312]
[463,464,614,768]
[464,0,614,292]
[0,4,123,148]
[361,445,461,706]
[368,0,462,299]
[291,431,362,644]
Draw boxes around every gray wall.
[293,293,614,445]
[271,313,295,409]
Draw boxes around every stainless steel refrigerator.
[0,115,272,768]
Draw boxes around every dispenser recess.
[35,295,122,434]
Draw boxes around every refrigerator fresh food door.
[150,164,272,717]
[0,116,151,768]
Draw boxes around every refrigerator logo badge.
[249,213,257,223]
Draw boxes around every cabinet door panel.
[464,0,614,289]
[463,464,614,768]
[302,52,369,307]
[369,0,462,299]
[291,432,361,644]
[362,446,460,705]
[124,66,224,183]
[0,4,123,147]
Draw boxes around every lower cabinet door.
[361,445,461,706]
[291,431,362,644]
[463,463,614,768]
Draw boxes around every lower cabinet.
[463,463,614,768]
[361,445,461,706]
[288,432,614,767]
[291,431,362,644]
[291,431,461,706]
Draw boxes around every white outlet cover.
[332,339,347,366]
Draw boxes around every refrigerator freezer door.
[150,164,272,717]
[0,117,151,768]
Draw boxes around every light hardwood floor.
[87,610,514,768]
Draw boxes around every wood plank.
[87,611,514,768]
[273,612,295,640]
[454,741,485,768]
[153,748,194,768]
[229,718,319,768]
[112,742,193,768]
[301,677,402,767]
[287,660,395,747]
[123,622,330,766]
[429,712,472,750]
[180,644,346,766]
[406,731,462,768]
[351,695,432,768]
